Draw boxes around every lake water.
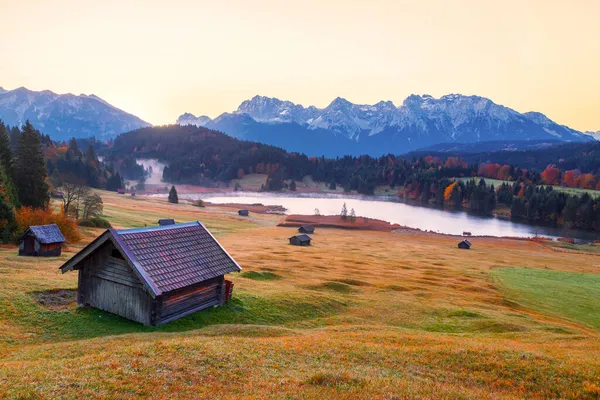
[186,192,599,241]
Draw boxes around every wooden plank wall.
[158,276,223,324]
[79,241,153,325]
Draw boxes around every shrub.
[193,199,205,207]
[16,206,81,244]
[78,217,112,228]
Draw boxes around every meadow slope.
[0,191,599,399]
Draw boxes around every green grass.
[492,268,600,330]
[455,177,600,197]
[241,271,282,281]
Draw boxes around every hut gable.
[19,224,65,257]
[298,225,315,234]
[59,221,242,325]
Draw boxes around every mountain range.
[0,85,596,156]
[178,94,592,156]
[0,86,150,141]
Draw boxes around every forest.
[0,120,116,242]
[3,121,600,239]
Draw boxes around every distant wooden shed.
[289,234,312,246]
[19,224,65,257]
[238,209,249,216]
[298,225,315,234]
[59,222,242,325]
[458,239,472,249]
[158,218,175,226]
[117,189,126,195]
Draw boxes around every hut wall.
[157,276,224,325]
[78,241,154,325]
[39,243,62,256]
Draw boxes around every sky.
[1,0,599,131]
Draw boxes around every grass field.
[457,176,600,197]
[1,190,600,398]
[492,268,600,330]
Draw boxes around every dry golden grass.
[0,190,599,399]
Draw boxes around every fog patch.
[136,159,167,185]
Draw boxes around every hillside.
[178,94,590,156]
[408,140,600,174]
[0,86,150,140]
[1,191,599,398]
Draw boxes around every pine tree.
[0,121,18,206]
[0,165,16,242]
[289,180,296,191]
[85,145,98,165]
[14,121,49,208]
[0,121,13,174]
[340,202,348,219]
[350,208,356,222]
[168,185,179,204]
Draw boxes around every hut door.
[23,236,35,255]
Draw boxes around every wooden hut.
[298,224,315,234]
[19,224,65,257]
[158,218,175,226]
[458,239,472,249]
[238,209,249,216]
[59,221,242,325]
[117,189,126,195]
[289,234,312,246]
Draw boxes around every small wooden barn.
[289,234,312,246]
[238,209,249,216]
[458,239,472,249]
[158,218,175,226]
[298,224,315,234]
[19,224,65,257]
[59,221,242,325]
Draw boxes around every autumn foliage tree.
[15,206,81,244]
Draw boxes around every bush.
[16,206,81,244]
[78,217,112,228]
[193,199,205,207]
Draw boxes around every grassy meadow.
[1,190,600,398]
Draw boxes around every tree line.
[0,120,108,242]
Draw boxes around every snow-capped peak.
[584,130,600,141]
[176,113,212,127]
[176,93,588,144]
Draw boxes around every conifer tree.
[340,202,348,219]
[0,165,16,242]
[168,185,179,204]
[14,121,49,208]
[0,121,18,206]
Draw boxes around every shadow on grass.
[2,291,348,344]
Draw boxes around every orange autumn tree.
[15,206,81,244]
[541,166,561,185]
[563,169,581,188]
[444,181,457,201]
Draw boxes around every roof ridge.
[116,221,200,235]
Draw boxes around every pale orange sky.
[1,0,599,130]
